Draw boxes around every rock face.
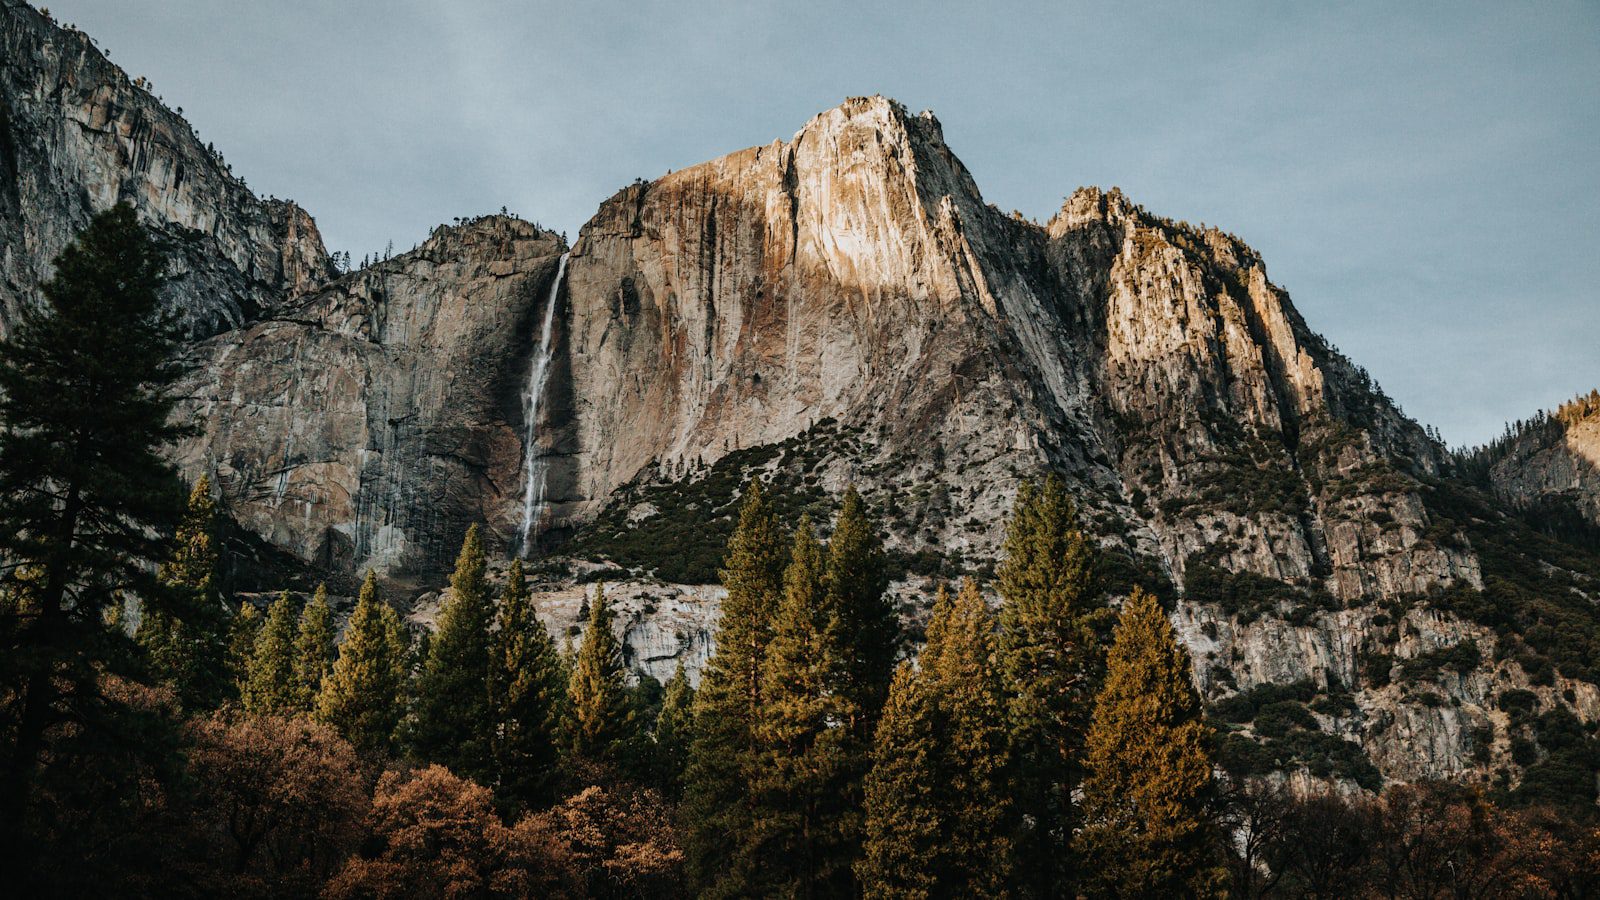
[539,96,1598,788]
[0,0,330,338]
[1479,394,1600,530]
[174,218,566,584]
[6,3,1599,792]
[556,96,1476,604]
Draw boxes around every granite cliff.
[5,2,1599,792]
[0,0,330,339]
[1470,392,1600,533]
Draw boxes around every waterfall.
[516,251,569,557]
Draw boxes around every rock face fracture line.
[517,251,568,557]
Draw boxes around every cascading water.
[516,251,569,557]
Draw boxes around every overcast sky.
[44,1,1599,447]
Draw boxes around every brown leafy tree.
[325,765,506,900]
[186,712,369,895]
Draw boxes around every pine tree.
[1076,588,1222,898]
[651,662,694,798]
[228,600,263,688]
[316,571,406,755]
[857,663,942,900]
[565,583,641,772]
[490,558,565,812]
[824,486,895,739]
[0,203,188,816]
[995,475,1106,894]
[293,584,336,712]
[136,476,229,710]
[858,581,1013,897]
[242,591,301,715]
[405,525,494,783]
[750,517,863,897]
[923,579,1013,893]
[683,480,788,894]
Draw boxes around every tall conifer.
[228,600,263,689]
[137,476,229,710]
[751,517,862,897]
[652,662,694,798]
[1076,588,1221,898]
[293,584,336,711]
[316,571,405,755]
[565,583,640,771]
[925,580,1013,893]
[683,481,787,895]
[825,487,895,740]
[859,581,1013,897]
[242,591,300,714]
[406,525,494,783]
[857,662,942,900]
[0,204,187,817]
[995,475,1106,893]
[490,558,565,812]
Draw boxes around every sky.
[42,0,1600,447]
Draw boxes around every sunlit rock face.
[555,95,1474,603]
[7,0,1599,790]
[1483,402,1600,530]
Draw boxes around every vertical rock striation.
[174,218,566,582]
[0,0,331,338]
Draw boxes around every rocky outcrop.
[0,0,330,338]
[540,96,1589,788]
[6,1,1597,791]
[173,218,565,583]
[1479,393,1600,530]
[554,96,1476,606]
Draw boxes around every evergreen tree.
[651,662,694,798]
[824,486,895,739]
[0,203,188,818]
[228,600,263,688]
[857,662,942,900]
[242,591,301,715]
[293,584,336,712]
[405,525,494,783]
[923,579,1013,894]
[490,558,565,812]
[316,571,406,755]
[1076,588,1221,898]
[683,481,788,894]
[565,583,641,772]
[136,475,229,710]
[750,517,863,897]
[858,581,1013,898]
[995,475,1106,894]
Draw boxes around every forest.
[2,207,1598,898]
